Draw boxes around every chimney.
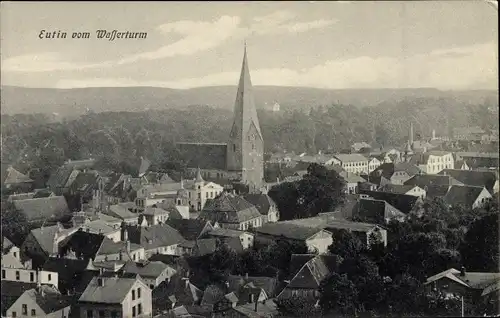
[254,296,258,312]
[97,277,104,287]
[245,273,249,280]
[126,240,131,253]
[121,228,128,242]
[460,266,466,277]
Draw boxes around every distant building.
[272,102,280,112]
[409,151,455,174]
[443,185,492,209]
[331,154,369,175]
[1,165,34,194]
[368,157,382,173]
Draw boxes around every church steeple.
[226,44,264,190]
[195,167,204,183]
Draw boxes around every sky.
[1,1,498,90]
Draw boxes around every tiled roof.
[126,224,185,250]
[68,171,100,196]
[380,184,422,194]
[354,198,406,224]
[333,154,368,163]
[199,193,262,224]
[242,194,275,216]
[1,281,38,315]
[30,224,74,255]
[1,253,23,268]
[438,169,498,194]
[255,223,326,241]
[41,257,96,294]
[326,219,383,232]
[177,142,228,170]
[59,231,105,259]
[287,255,340,289]
[166,219,212,241]
[227,275,278,298]
[206,228,248,238]
[425,268,500,295]
[24,287,72,314]
[358,190,421,214]
[143,207,170,216]
[443,185,490,208]
[106,204,137,221]
[13,196,70,222]
[79,276,144,304]
[79,220,119,235]
[404,174,463,188]
[121,260,174,279]
[2,166,33,185]
[371,162,423,180]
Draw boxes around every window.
[111,311,118,318]
[48,274,52,281]
[197,193,201,199]
[31,309,36,316]
[30,272,34,282]
[99,310,105,318]
[87,310,93,318]
[22,305,27,315]
[150,284,154,289]
[137,288,141,298]
[132,289,136,300]
[132,306,136,317]
[16,271,20,280]
[206,192,208,198]
[1,270,5,279]
[11,312,16,317]
[138,304,142,314]
[13,252,17,258]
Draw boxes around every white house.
[332,154,369,175]
[410,151,455,174]
[368,157,382,173]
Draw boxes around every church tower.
[226,44,264,191]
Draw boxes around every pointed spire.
[195,167,204,183]
[180,176,184,189]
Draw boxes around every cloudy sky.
[1,1,498,90]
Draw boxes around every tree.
[261,239,308,280]
[328,230,367,259]
[460,212,499,272]
[276,295,323,317]
[209,240,238,281]
[1,200,30,246]
[320,273,359,316]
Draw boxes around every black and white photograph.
[1,1,499,317]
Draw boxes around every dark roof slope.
[242,194,275,215]
[371,162,423,179]
[404,174,463,188]
[443,185,489,208]
[199,193,261,224]
[165,219,211,241]
[126,224,185,250]
[255,223,325,241]
[358,190,421,214]
[437,169,498,194]
[13,196,70,222]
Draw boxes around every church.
[177,45,265,193]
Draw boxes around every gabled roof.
[41,257,97,294]
[2,236,15,251]
[354,198,406,223]
[79,276,145,304]
[143,207,170,216]
[425,268,500,295]
[437,169,498,194]
[371,162,423,180]
[68,171,100,196]
[2,166,33,185]
[29,224,73,255]
[404,174,463,188]
[206,228,249,239]
[106,204,137,221]
[443,185,490,208]
[255,222,327,241]
[126,224,185,250]
[241,194,275,216]
[287,255,340,289]
[1,253,23,268]
[59,231,105,259]
[166,219,212,241]
[199,192,262,224]
[13,196,70,222]
[380,184,422,194]
[333,154,368,163]
[22,287,72,314]
[358,190,421,214]
[121,260,174,279]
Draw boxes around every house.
[379,184,426,199]
[205,228,255,250]
[454,160,470,171]
[424,267,500,301]
[135,182,182,211]
[6,285,72,318]
[369,162,424,186]
[409,151,455,174]
[358,190,424,215]
[1,257,58,288]
[453,127,487,141]
[1,281,43,317]
[58,230,145,262]
[331,154,369,174]
[165,219,214,255]
[12,196,71,225]
[78,275,152,318]
[255,223,333,254]
[20,224,78,267]
[277,254,340,301]
[242,193,280,223]
[47,159,96,195]
[198,192,263,231]
[342,172,366,194]
[67,170,102,203]
[182,169,225,212]
[126,224,186,257]
[437,169,499,195]
[120,260,177,290]
[351,197,406,225]
[403,174,463,191]
[105,204,139,225]
[368,157,382,173]
[41,257,99,295]
[455,152,499,169]
[76,219,122,242]
[141,207,170,226]
[2,236,21,262]
[1,165,34,194]
[152,274,204,312]
[443,185,492,209]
